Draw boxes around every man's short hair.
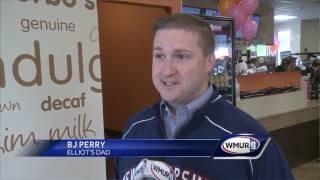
[312,61,320,67]
[153,14,215,57]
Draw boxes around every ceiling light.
[274,15,298,21]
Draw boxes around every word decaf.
[41,93,86,112]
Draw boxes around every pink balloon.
[270,45,277,56]
[274,38,280,47]
[242,19,258,40]
[239,0,260,15]
[227,5,246,31]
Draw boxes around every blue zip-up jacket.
[116,89,294,180]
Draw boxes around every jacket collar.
[151,85,223,138]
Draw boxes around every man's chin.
[161,97,177,104]
[161,97,183,107]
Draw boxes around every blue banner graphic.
[23,134,270,159]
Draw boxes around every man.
[116,14,293,180]
[275,58,290,72]
[311,61,320,98]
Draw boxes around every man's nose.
[162,59,176,76]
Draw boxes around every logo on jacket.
[123,159,176,180]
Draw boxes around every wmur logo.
[214,134,270,159]
[221,136,260,155]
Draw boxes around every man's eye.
[175,54,189,61]
[154,53,165,59]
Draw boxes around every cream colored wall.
[300,19,320,53]
[275,20,302,55]
[275,18,320,57]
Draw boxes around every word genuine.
[21,18,76,33]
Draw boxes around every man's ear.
[207,54,215,72]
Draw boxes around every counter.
[258,100,319,131]
[238,95,319,168]
[237,80,319,168]
[237,74,308,117]
[237,71,301,92]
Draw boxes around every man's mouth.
[161,80,178,86]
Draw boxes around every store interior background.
[98,0,319,179]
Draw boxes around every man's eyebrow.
[173,49,192,53]
[153,46,163,51]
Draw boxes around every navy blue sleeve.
[252,138,294,180]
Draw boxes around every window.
[277,30,291,65]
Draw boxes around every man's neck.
[165,102,178,116]
[166,84,211,115]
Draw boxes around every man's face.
[152,29,214,108]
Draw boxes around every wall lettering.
[0,40,101,93]
[19,0,95,10]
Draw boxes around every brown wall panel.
[98,0,181,134]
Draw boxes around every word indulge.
[0,40,101,93]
